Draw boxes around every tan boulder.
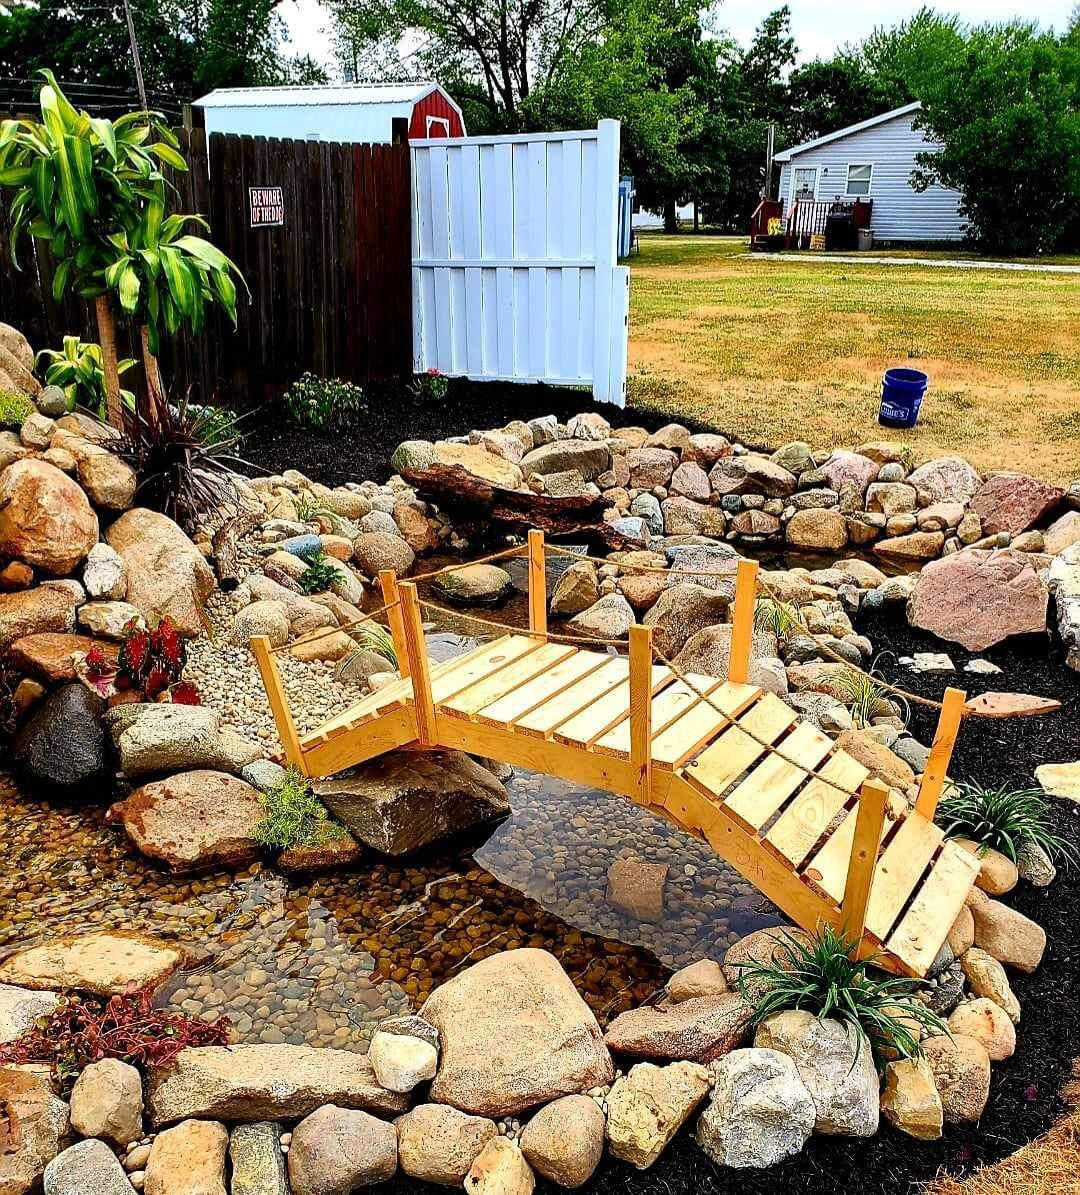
[786,508,849,551]
[970,899,1046,971]
[955,840,1019,895]
[959,947,1021,1023]
[8,632,118,682]
[605,1061,711,1169]
[0,1068,70,1195]
[666,959,728,1003]
[464,1138,533,1195]
[550,560,599,617]
[519,1094,604,1187]
[603,993,750,1063]
[145,1118,228,1195]
[873,531,945,561]
[69,1057,143,1146]
[77,450,137,510]
[0,930,182,996]
[948,998,1016,1060]
[947,906,975,957]
[287,1105,397,1195]
[0,458,98,575]
[880,1057,943,1140]
[396,1104,497,1186]
[834,729,915,789]
[921,1033,991,1123]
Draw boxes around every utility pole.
[121,0,148,110]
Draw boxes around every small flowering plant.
[408,367,449,403]
[78,615,201,704]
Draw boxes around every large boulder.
[921,1034,991,1123]
[1045,510,1080,556]
[672,624,778,683]
[626,446,678,489]
[0,584,79,650]
[0,458,98,575]
[710,455,797,499]
[907,456,982,506]
[464,1138,533,1195]
[106,509,216,636]
[432,440,525,488]
[0,931,182,996]
[785,508,848,552]
[549,560,598,618]
[969,473,1065,536]
[1048,543,1080,669]
[0,983,60,1043]
[108,771,264,872]
[434,564,512,604]
[567,593,635,640]
[603,993,750,1063]
[287,1105,397,1195]
[819,451,879,498]
[105,704,262,779]
[907,549,1049,651]
[228,1122,289,1195]
[9,632,118,682]
[144,1118,228,1195]
[147,1045,407,1125]
[419,948,614,1117]
[352,531,415,578]
[521,440,610,482]
[69,1058,143,1147]
[753,1011,879,1136]
[697,1048,815,1168]
[879,1058,943,1141]
[13,683,108,792]
[0,1069,70,1195]
[642,583,730,657]
[77,450,137,511]
[970,898,1046,971]
[605,1061,711,1170]
[314,750,508,855]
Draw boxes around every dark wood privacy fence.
[0,129,412,407]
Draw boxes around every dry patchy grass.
[626,237,1080,482]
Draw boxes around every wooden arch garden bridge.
[252,533,980,979]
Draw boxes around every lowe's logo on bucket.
[879,368,928,429]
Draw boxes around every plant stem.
[139,324,166,426]
[94,294,123,428]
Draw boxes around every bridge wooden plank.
[554,665,673,748]
[301,705,419,778]
[474,649,611,727]
[651,681,762,769]
[722,721,834,831]
[886,842,980,975]
[679,694,797,800]
[592,674,722,760]
[806,787,909,902]
[764,750,869,867]
[864,813,944,942]
[514,656,629,738]
[429,635,541,705]
[442,642,577,718]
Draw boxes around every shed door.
[792,166,817,202]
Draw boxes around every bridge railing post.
[728,558,760,684]
[251,635,308,775]
[629,624,653,806]
[528,529,547,640]
[840,778,888,944]
[914,686,966,821]
[378,569,410,681]
[399,581,437,747]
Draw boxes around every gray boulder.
[44,1139,134,1195]
[14,683,108,792]
[229,1122,288,1195]
[104,703,262,779]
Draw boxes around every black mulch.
[234,378,727,488]
[237,387,1080,1194]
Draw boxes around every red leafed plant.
[113,615,200,704]
[0,986,229,1088]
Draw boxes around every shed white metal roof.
[773,101,923,162]
[195,82,449,110]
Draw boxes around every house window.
[792,166,817,201]
[846,164,872,196]
[426,115,451,137]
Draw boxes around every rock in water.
[0,458,98,575]
[145,1118,228,1195]
[44,1138,134,1195]
[605,1061,711,1169]
[697,1048,816,1167]
[229,1122,289,1195]
[419,948,614,1117]
[519,1095,604,1188]
[754,1010,879,1136]
[0,1069,70,1195]
[287,1105,397,1195]
[397,1104,497,1185]
[0,931,182,996]
[69,1057,143,1146]
[13,683,107,792]
[147,1044,406,1125]
[108,771,264,872]
[434,564,512,604]
[313,750,509,855]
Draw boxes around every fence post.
[528,530,547,640]
[915,687,967,821]
[398,581,437,748]
[629,624,653,806]
[728,558,760,685]
[378,569,410,681]
[592,119,621,403]
[250,636,308,775]
[840,778,888,943]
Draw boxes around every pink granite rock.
[820,451,879,498]
[907,456,981,507]
[969,473,1064,536]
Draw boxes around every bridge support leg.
[528,529,547,640]
[379,569,410,681]
[250,635,308,775]
[399,581,437,748]
[629,624,653,806]
[915,687,966,821]
[840,778,888,943]
[728,558,760,684]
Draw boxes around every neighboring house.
[772,101,964,244]
[193,82,466,144]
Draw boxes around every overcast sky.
[278,0,1075,74]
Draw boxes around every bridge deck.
[259,621,978,979]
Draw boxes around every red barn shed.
[195,82,466,144]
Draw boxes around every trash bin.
[857,228,874,251]
[879,368,928,428]
[825,211,856,251]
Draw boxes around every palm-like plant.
[36,335,136,416]
[0,71,244,426]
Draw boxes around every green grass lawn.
[625,236,1080,483]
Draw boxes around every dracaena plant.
[36,335,136,417]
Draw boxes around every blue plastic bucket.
[879,367,928,429]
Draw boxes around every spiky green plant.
[937,781,1076,865]
[754,597,800,640]
[294,490,345,531]
[733,926,948,1070]
[297,552,341,595]
[832,654,909,729]
[352,621,398,668]
[252,767,344,849]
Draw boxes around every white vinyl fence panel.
[411,120,629,405]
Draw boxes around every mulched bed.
[238,385,1080,1193]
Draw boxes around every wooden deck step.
[885,842,980,974]
[592,674,724,760]
[680,693,798,800]
[804,787,908,902]
[649,681,760,769]
[429,635,541,705]
[721,720,834,832]
[764,750,869,868]
[864,813,943,942]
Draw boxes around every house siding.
[776,111,965,243]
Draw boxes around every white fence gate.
[410,120,629,406]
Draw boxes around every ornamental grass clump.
[733,926,948,1070]
[252,767,344,850]
[937,781,1076,866]
[753,597,800,640]
[833,655,910,729]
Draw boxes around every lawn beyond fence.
[626,237,1080,483]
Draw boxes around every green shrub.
[832,655,909,729]
[0,388,35,428]
[408,368,449,403]
[252,768,344,849]
[283,372,366,431]
[733,926,948,1070]
[352,620,398,668]
[753,597,799,640]
[188,404,241,447]
[297,552,341,595]
[36,336,136,418]
[937,781,1076,865]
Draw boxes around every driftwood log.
[397,462,646,550]
[212,511,261,590]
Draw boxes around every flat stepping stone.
[964,692,1062,719]
[1035,761,1080,801]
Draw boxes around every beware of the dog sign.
[249,186,284,227]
